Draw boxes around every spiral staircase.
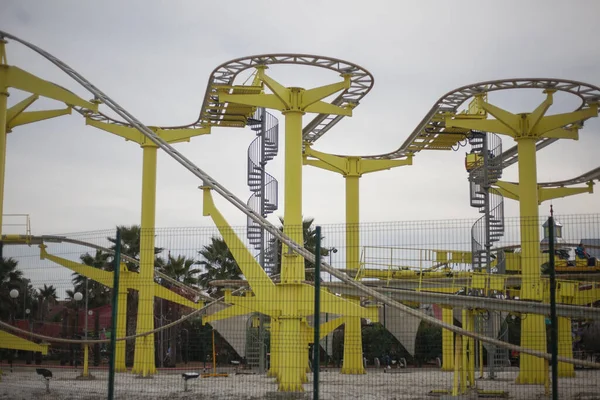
[246,108,279,274]
[468,131,505,272]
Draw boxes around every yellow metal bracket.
[39,244,203,309]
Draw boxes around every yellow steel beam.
[40,244,203,309]
[203,304,251,325]
[201,186,276,293]
[0,330,48,354]
[1,66,97,110]
[86,118,209,145]
[6,94,38,122]
[9,107,71,131]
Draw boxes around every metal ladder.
[468,131,505,272]
[246,108,279,274]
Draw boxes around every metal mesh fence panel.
[0,214,599,399]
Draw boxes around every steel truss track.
[64,52,374,143]
[360,78,600,162]
[2,30,599,368]
[502,166,600,188]
[324,282,600,320]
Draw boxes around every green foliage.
[107,225,164,272]
[361,323,408,363]
[197,237,242,297]
[268,217,330,281]
[157,254,200,286]
[71,250,113,309]
[414,322,442,367]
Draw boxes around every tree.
[197,237,242,298]
[0,257,25,320]
[107,225,164,272]
[37,284,58,321]
[268,217,330,281]
[71,250,113,309]
[157,255,200,286]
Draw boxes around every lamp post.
[73,292,82,370]
[9,288,18,323]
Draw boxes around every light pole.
[73,292,82,370]
[9,288,19,323]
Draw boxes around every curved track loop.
[502,165,600,188]
[1,31,599,369]
[67,51,374,143]
[362,78,600,162]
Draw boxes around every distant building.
[540,218,566,246]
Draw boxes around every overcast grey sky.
[1,0,599,239]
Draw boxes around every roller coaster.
[1,29,600,395]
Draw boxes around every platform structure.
[445,89,599,383]
[200,59,379,391]
[0,39,98,356]
[2,28,600,395]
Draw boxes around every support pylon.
[0,39,95,237]
[446,90,598,384]
[206,66,377,392]
[83,120,209,375]
[303,145,412,373]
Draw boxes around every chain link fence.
[1,214,599,399]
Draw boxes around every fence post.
[313,226,322,400]
[548,210,558,400]
[108,229,122,400]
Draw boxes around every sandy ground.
[0,367,599,400]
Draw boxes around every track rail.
[501,166,600,188]
[63,52,375,143]
[2,31,599,369]
[352,78,600,161]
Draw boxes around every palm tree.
[0,257,25,320]
[158,254,200,286]
[37,284,58,321]
[197,237,242,297]
[268,217,329,281]
[107,225,164,272]
[71,250,113,309]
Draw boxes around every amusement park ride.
[1,29,600,394]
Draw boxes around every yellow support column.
[268,318,279,378]
[446,91,598,385]
[343,172,361,376]
[0,50,7,233]
[516,136,547,384]
[442,307,455,371]
[281,108,305,284]
[215,67,358,392]
[303,148,411,375]
[132,144,158,376]
[345,175,360,271]
[341,314,364,374]
[84,120,209,376]
[82,345,90,377]
[558,316,575,377]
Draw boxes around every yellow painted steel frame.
[0,330,48,354]
[491,179,593,378]
[201,186,378,392]
[39,243,204,372]
[209,67,382,391]
[446,90,599,384]
[0,40,96,237]
[303,144,412,374]
[84,119,209,375]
